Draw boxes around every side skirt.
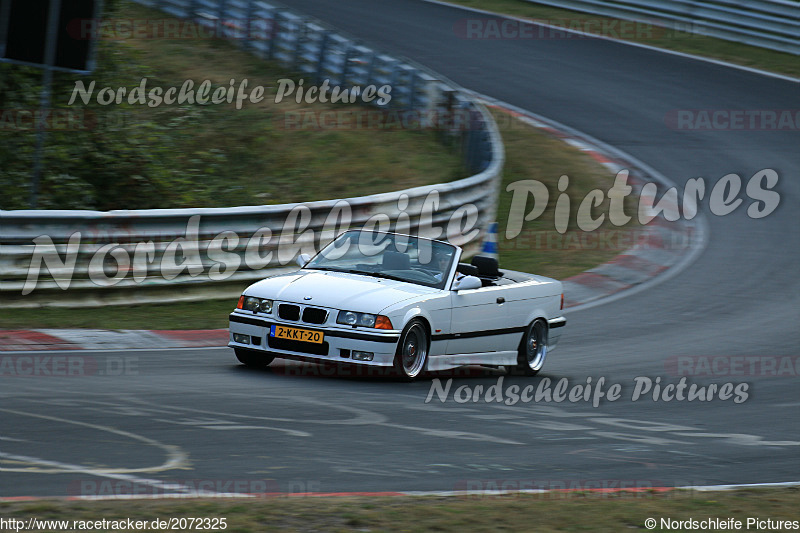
[426,351,518,371]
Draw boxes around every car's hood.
[245,270,440,313]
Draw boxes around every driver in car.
[433,251,464,283]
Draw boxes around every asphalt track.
[2,0,799,497]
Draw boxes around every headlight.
[337,311,392,329]
[340,311,359,325]
[243,297,260,312]
[237,295,273,314]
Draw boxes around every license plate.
[270,325,324,344]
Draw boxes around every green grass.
[0,489,797,532]
[0,300,237,330]
[120,21,468,207]
[445,0,800,78]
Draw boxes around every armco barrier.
[525,0,800,55]
[0,0,504,307]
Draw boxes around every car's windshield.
[304,230,458,289]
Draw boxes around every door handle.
[496,297,505,304]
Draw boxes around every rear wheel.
[235,348,274,369]
[394,319,429,380]
[507,319,548,376]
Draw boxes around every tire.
[393,319,429,380]
[507,319,548,376]
[235,348,274,369]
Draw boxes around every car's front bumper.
[228,311,401,366]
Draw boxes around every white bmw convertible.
[229,229,566,379]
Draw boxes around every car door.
[446,285,515,355]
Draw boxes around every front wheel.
[393,319,429,380]
[235,348,274,369]
[507,319,548,376]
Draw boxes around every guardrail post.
[248,2,276,59]
[243,0,254,51]
[408,69,418,111]
[340,44,353,87]
[267,9,283,61]
[292,19,310,72]
[364,54,377,95]
[315,32,331,85]
[436,88,456,146]
[216,0,227,25]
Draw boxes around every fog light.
[351,350,374,361]
[233,333,250,344]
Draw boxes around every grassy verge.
[1,489,797,532]
[444,0,800,78]
[0,301,236,330]
[0,106,638,329]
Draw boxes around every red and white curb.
[2,480,799,502]
[0,329,229,352]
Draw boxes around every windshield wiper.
[307,267,408,283]
[351,271,408,282]
[306,266,346,272]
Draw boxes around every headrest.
[456,263,479,276]
[471,255,500,277]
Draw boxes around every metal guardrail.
[526,0,800,55]
[0,0,505,307]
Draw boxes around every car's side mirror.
[452,275,482,291]
[296,253,311,267]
